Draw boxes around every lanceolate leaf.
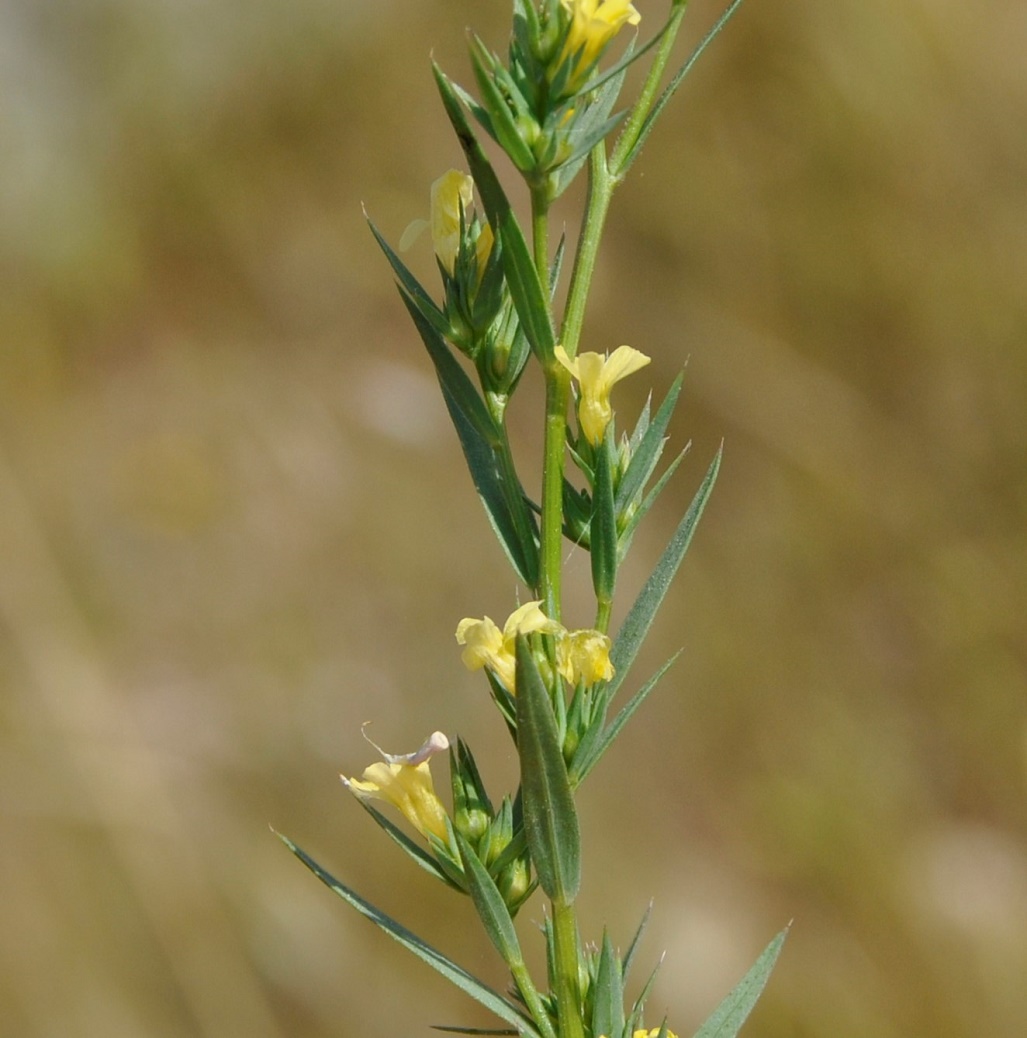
[618,0,747,177]
[354,797,463,890]
[591,930,626,1038]
[606,447,721,700]
[401,290,498,445]
[515,637,581,903]
[469,36,536,172]
[457,834,524,970]
[621,900,653,982]
[433,64,557,365]
[614,373,683,520]
[569,652,679,787]
[692,927,788,1038]
[277,832,539,1037]
[400,290,540,588]
[366,214,450,338]
[590,436,618,607]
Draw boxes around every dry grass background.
[2,1,1026,1036]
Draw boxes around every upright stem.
[533,184,567,622]
[561,146,614,362]
[595,596,613,635]
[552,899,584,1038]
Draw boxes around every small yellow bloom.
[600,1030,679,1038]
[455,601,560,691]
[558,0,641,91]
[343,731,451,841]
[555,343,651,445]
[400,169,492,277]
[557,628,614,686]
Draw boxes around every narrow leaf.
[627,954,664,1032]
[277,833,538,1036]
[367,214,450,338]
[620,0,747,177]
[621,900,653,982]
[515,637,581,903]
[592,930,626,1038]
[354,797,463,890]
[433,64,557,364]
[457,833,524,968]
[616,449,686,560]
[402,290,498,444]
[401,290,539,587]
[569,652,679,787]
[590,436,618,606]
[469,37,536,172]
[692,927,788,1038]
[615,373,683,519]
[606,447,721,700]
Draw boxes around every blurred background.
[2,1,1026,1035]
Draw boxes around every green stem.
[552,899,584,1038]
[540,370,569,621]
[510,958,557,1038]
[533,184,566,622]
[560,145,614,362]
[531,184,550,278]
[594,596,612,635]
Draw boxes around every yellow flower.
[555,343,651,445]
[400,169,493,277]
[558,0,641,91]
[455,601,560,691]
[601,1030,679,1038]
[343,730,451,841]
[557,628,614,686]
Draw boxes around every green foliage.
[286,4,784,1038]
[692,928,789,1038]
[278,832,541,1037]
[515,635,581,904]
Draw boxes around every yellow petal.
[502,600,560,641]
[430,169,475,273]
[554,344,579,378]
[601,344,651,386]
[343,734,451,841]
[558,628,614,685]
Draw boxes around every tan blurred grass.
[2,1,1026,1036]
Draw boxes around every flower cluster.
[456,601,613,693]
